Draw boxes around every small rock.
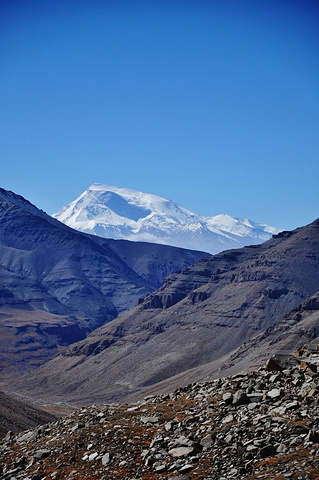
[175,436,193,447]
[101,453,111,465]
[165,422,173,431]
[233,390,250,406]
[259,445,276,458]
[127,406,140,412]
[222,392,233,404]
[222,414,234,423]
[200,434,213,448]
[306,430,319,443]
[267,388,283,399]
[32,449,51,460]
[286,401,299,410]
[141,416,159,424]
[154,463,167,473]
[168,447,194,458]
[88,452,99,461]
[276,443,288,453]
[4,430,13,441]
[179,464,194,473]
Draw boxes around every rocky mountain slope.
[53,184,278,254]
[124,290,319,401]
[0,188,206,377]
[10,219,319,405]
[0,392,56,440]
[212,290,319,377]
[1,352,318,479]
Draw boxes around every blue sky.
[1,0,318,230]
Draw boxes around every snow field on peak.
[53,184,279,254]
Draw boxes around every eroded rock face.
[0,355,318,479]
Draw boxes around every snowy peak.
[53,184,279,254]
[206,214,277,237]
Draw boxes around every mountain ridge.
[0,187,206,377]
[10,218,319,405]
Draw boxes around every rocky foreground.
[1,351,318,480]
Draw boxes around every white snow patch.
[53,184,280,254]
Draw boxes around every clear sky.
[1,0,318,230]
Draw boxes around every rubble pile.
[0,353,318,480]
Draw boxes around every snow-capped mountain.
[53,184,279,254]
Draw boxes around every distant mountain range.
[2,184,318,415]
[0,187,206,377]
[53,184,279,254]
[12,218,319,405]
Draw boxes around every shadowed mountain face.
[12,219,319,405]
[0,391,56,439]
[0,188,207,377]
